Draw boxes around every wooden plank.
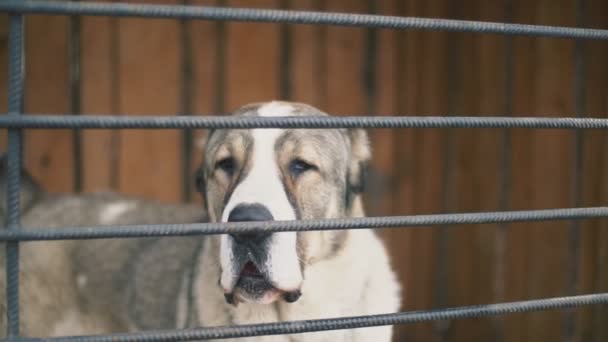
[593,137,608,342]
[224,0,281,110]
[527,0,575,341]
[476,2,508,342]
[445,0,506,340]
[504,0,537,340]
[81,16,119,193]
[585,2,608,342]
[323,0,367,115]
[392,1,422,341]
[575,0,608,340]
[289,0,324,108]
[115,0,182,203]
[23,15,73,193]
[367,0,398,217]
[188,0,222,206]
[394,0,450,340]
[445,0,481,338]
[363,0,404,339]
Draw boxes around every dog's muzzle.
[222,204,302,305]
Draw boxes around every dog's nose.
[228,203,273,243]
[228,203,274,222]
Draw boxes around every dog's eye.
[215,157,236,175]
[289,159,316,177]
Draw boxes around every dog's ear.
[194,130,212,208]
[194,165,208,211]
[347,129,371,193]
[194,166,205,194]
[345,129,371,214]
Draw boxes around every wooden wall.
[1,1,608,341]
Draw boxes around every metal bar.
[1,115,608,130]
[4,12,25,338]
[1,0,608,40]
[5,292,608,342]
[0,207,606,242]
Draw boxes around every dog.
[0,101,401,341]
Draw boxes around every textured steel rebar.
[5,13,25,338]
[6,293,608,342]
[0,115,608,130]
[0,207,606,242]
[1,0,608,40]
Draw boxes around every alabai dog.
[0,101,401,341]
[194,101,401,341]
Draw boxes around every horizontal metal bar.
[8,292,608,342]
[1,207,606,242]
[2,0,608,41]
[0,115,608,130]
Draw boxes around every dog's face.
[197,102,370,305]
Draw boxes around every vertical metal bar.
[69,3,83,193]
[180,0,194,202]
[565,0,585,340]
[493,2,513,341]
[5,12,25,338]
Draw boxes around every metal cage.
[1,1,608,341]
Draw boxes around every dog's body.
[0,101,401,341]
[0,189,205,336]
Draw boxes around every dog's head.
[196,101,370,305]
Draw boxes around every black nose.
[228,203,273,243]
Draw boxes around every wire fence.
[2,0,608,341]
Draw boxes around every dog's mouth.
[240,261,264,278]
[225,261,301,306]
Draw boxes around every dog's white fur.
[196,230,398,341]
[220,103,303,297]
